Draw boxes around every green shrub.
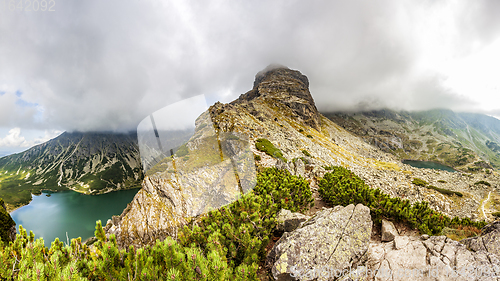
[412,178,428,187]
[176,144,189,157]
[180,168,313,273]
[0,168,313,280]
[306,134,313,139]
[437,180,447,183]
[318,166,485,236]
[427,185,463,197]
[298,129,304,133]
[255,139,287,162]
[301,150,311,157]
[492,212,500,217]
[474,180,491,187]
[254,154,261,161]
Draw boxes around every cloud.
[1,0,500,132]
[0,128,62,148]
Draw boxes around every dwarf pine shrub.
[427,185,463,197]
[0,198,15,243]
[179,168,313,276]
[0,168,313,280]
[412,178,429,187]
[474,180,491,187]
[318,166,485,236]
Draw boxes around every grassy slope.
[324,109,500,171]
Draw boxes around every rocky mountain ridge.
[0,131,143,210]
[325,109,500,171]
[106,66,500,248]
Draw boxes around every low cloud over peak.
[1,0,499,132]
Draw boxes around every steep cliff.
[0,198,15,242]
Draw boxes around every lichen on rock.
[267,204,372,281]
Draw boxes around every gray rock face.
[293,158,306,178]
[276,209,310,233]
[381,219,398,242]
[461,221,500,256]
[0,198,16,242]
[236,66,321,131]
[267,204,372,281]
[366,235,500,281]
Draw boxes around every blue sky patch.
[16,98,38,108]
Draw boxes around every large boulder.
[266,204,372,281]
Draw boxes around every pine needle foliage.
[179,167,313,278]
[318,166,486,236]
[0,168,313,280]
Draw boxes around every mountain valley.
[0,131,143,211]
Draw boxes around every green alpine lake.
[403,160,457,173]
[10,188,139,246]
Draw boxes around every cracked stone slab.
[366,235,500,281]
[266,204,372,281]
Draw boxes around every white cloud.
[0,128,29,147]
[0,128,62,149]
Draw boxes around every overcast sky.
[1,0,500,155]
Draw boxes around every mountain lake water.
[402,160,456,173]
[10,188,139,247]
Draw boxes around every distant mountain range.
[324,109,500,171]
[0,131,143,210]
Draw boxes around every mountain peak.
[233,65,321,131]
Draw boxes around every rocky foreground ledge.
[268,205,500,281]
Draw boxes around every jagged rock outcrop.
[266,204,372,281]
[461,221,500,256]
[0,198,16,242]
[235,65,322,131]
[107,111,256,247]
[105,176,189,246]
[275,209,310,233]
